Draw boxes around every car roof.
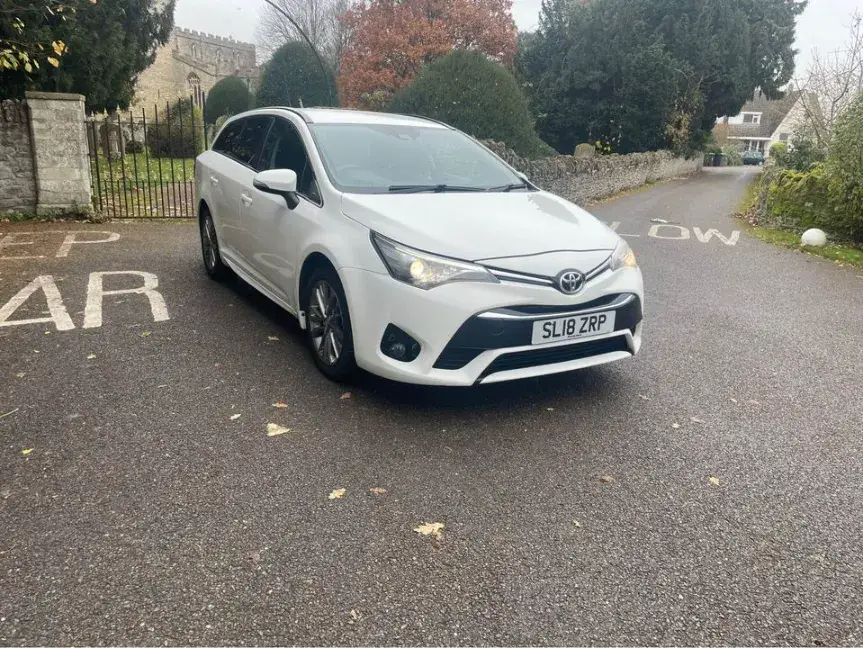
[247,107,449,129]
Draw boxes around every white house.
[719,90,814,157]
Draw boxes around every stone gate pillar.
[24,91,92,215]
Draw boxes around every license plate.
[531,311,616,345]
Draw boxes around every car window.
[213,120,244,156]
[230,116,272,168]
[309,123,522,194]
[259,118,321,204]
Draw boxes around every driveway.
[1,167,861,645]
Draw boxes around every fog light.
[380,325,421,362]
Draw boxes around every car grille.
[479,336,630,379]
[432,294,642,371]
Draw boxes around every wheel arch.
[297,251,338,311]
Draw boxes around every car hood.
[340,191,619,262]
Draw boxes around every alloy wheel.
[201,215,218,271]
[308,280,345,366]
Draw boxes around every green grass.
[746,226,863,268]
[92,153,196,184]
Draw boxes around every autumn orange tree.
[337,0,517,109]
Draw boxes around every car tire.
[303,266,357,382]
[200,209,229,280]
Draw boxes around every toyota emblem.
[556,270,585,295]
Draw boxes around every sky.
[174,0,863,75]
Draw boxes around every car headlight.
[610,240,638,270]
[371,232,499,290]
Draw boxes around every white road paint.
[0,230,120,260]
[606,222,739,244]
[648,224,691,240]
[607,222,640,238]
[83,271,169,329]
[54,231,121,258]
[0,233,44,260]
[0,275,75,331]
[692,227,740,246]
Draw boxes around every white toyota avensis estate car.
[195,108,643,386]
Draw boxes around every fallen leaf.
[747,399,761,406]
[266,423,291,437]
[369,487,388,495]
[413,522,444,539]
[15,372,25,378]
[340,392,352,400]
[638,394,650,401]
[0,408,20,420]
[248,551,262,564]
[328,488,346,500]
[599,475,616,484]
[546,407,555,411]
[272,402,288,408]
[572,519,582,528]
[268,335,279,341]
[87,353,96,360]
[230,414,241,421]
[20,448,33,456]
[690,416,705,424]
[672,423,681,429]
[44,331,50,335]
[141,331,151,338]
[349,609,361,623]
[709,476,721,486]
[730,397,738,404]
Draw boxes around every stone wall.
[483,141,703,205]
[0,100,37,212]
[0,92,92,215]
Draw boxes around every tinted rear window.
[212,116,273,168]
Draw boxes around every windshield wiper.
[388,184,486,193]
[486,181,531,192]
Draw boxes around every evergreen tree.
[256,41,337,108]
[204,76,252,125]
[32,0,175,112]
[521,0,807,154]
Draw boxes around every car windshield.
[309,123,525,194]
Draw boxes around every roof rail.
[405,114,453,129]
[273,106,313,123]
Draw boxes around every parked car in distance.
[742,150,765,166]
[195,108,644,386]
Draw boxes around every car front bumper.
[340,266,644,386]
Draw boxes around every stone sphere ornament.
[801,228,827,247]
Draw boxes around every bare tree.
[257,0,352,69]
[796,11,863,147]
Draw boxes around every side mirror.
[253,169,300,209]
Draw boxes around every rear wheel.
[304,266,356,382]
[200,209,229,280]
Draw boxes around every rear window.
[213,120,243,156]
[212,116,273,168]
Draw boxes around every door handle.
[210,176,219,186]
[241,194,253,207]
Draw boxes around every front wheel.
[200,209,229,280]
[304,267,356,382]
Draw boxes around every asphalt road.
[1,167,862,646]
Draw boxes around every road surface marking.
[692,227,740,246]
[0,233,44,260]
[83,271,169,329]
[54,231,121,258]
[0,275,75,331]
[648,224,691,240]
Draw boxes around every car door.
[206,118,245,258]
[218,115,272,275]
[243,116,323,308]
